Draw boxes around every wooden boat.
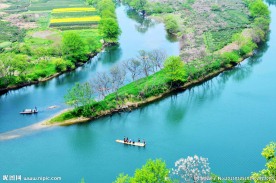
[20,109,38,114]
[116,140,146,147]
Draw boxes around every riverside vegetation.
[48,0,270,125]
[0,0,120,92]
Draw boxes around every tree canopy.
[164,56,187,84]
[62,32,88,63]
[114,159,171,183]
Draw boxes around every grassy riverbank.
[0,0,119,93]
[47,52,251,125]
[47,0,270,125]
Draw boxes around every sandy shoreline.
[0,109,70,141]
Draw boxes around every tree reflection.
[126,8,155,33]
[101,45,123,64]
[265,0,276,6]
[166,94,187,124]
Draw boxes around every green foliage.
[239,40,257,56]
[221,52,239,64]
[146,2,174,14]
[63,29,102,53]
[96,0,121,44]
[114,159,171,183]
[64,82,94,108]
[248,0,270,19]
[124,0,148,13]
[99,18,121,43]
[164,56,187,84]
[251,142,276,183]
[0,21,26,43]
[62,32,88,62]
[80,178,85,183]
[53,58,74,72]
[113,174,131,183]
[164,15,179,34]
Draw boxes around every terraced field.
[50,7,100,29]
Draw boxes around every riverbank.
[46,51,251,126]
[0,50,101,94]
[47,0,270,126]
[0,0,120,94]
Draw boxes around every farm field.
[0,0,102,89]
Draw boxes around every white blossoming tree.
[172,155,211,183]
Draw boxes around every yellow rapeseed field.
[52,7,96,13]
[50,16,101,23]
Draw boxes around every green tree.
[164,56,187,84]
[62,32,88,63]
[113,174,131,183]
[249,0,270,19]
[164,15,179,34]
[113,159,171,183]
[64,82,95,116]
[251,142,276,182]
[97,0,115,13]
[99,18,121,44]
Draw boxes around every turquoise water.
[0,3,276,183]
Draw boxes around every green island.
[0,0,120,93]
[47,0,270,126]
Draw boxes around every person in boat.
[132,140,135,144]
[123,136,126,142]
[138,138,140,143]
[143,139,146,145]
[35,106,37,112]
[126,137,128,142]
[129,139,132,143]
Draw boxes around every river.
[0,3,276,183]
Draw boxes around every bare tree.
[148,49,167,72]
[123,58,141,81]
[109,65,126,93]
[137,50,152,77]
[91,72,111,99]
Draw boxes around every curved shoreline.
[46,54,251,126]
[0,51,101,95]
[0,109,70,141]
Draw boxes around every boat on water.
[20,109,38,114]
[116,140,146,147]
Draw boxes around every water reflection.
[266,0,276,6]
[125,8,156,33]
[166,95,187,124]
[66,125,96,154]
[101,45,123,64]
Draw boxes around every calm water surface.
[0,3,276,183]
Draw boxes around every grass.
[52,7,96,13]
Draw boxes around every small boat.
[116,140,146,147]
[48,105,58,109]
[20,109,38,114]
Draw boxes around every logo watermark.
[2,175,62,181]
